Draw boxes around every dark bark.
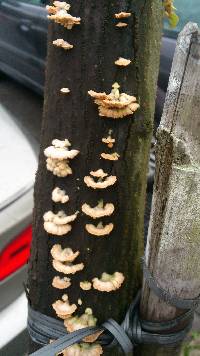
[28,0,162,354]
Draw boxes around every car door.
[0,0,47,92]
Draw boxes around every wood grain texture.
[28,1,162,354]
[141,22,200,356]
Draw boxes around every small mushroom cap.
[61,343,103,356]
[116,21,128,27]
[52,187,69,203]
[52,276,71,289]
[53,260,84,274]
[80,281,92,290]
[100,152,120,161]
[84,175,117,189]
[53,211,79,225]
[52,294,77,317]
[60,87,70,94]
[51,244,80,262]
[53,39,73,50]
[52,139,71,148]
[115,57,131,66]
[53,1,70,10]
[88,90,107,100]
[90,169,108,178]
[92,272,125,292]
[85,222,114,236]
[102,136,115,148]
[44,146,79,160]
[115,12,132,19]
[44,221,72,236]
[81,202,114,219]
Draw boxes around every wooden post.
[140,23,200,356]
[28,1,162,354]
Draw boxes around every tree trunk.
[140,23,200,356]
[28,0,162,354]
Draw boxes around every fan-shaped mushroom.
[53,211,79,225]
[46,158,72,177]
[51,244,79,262]
[115,57,131,66]
[47,1,81,29]
[52,187,69,203]
[102,131,115,148]
[44,140,79,160]
[80,281,92,291]
[84,171,117,190]
[53,260,84,275]
[60,87,70,94]
[44,221,72,236]
[100,152,120,161]
[61,343,103,356]
[115,12,131,19]
[43,210,78,236]
[82,200,114,219]
[88,83,139,119]
[64,308,101,343]
[52,294,77,319]
[85,222,114,236]
[116,22,128,27]
[92,272,125,292]
[52,276,71,289]
[53,39,73,50]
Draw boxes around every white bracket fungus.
[92,272,125,292]
[52,294,77,319]
[116,22,128,27]
[100,152,120,161]
[61,343,103,356]
[47,1,81,29]
[53,39,73,50]
[84,169,117,190]
[102,131,115,148]
[53,260,84,275]
[81,200,114,219]
[115,12,131,19]
[52,187,69,203]
[52,276,71,289]
[60,87,70,94]
[51,244,79,262]
[44,139,79,177]
[85,222,114,236]
[43,211,78,236]
[115,57,131,66]
[80,281,92,291]
[88,83,139,119]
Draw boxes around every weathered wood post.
[28,1,163,354]
[140,22,200,356]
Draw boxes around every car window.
[164,0,200,39]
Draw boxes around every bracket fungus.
[52,294,77,319]
[43,211,78,236]
[82,200,114,219]
[44,139,79,177]
[80,281,92,291]
[115,12,131,19]
[116,22,128,27]
[85,222,114,236]
[100,152,120,161]
[61,343,103,356]
[60,87,70,94]
[51,244,79,262]
[88,83,139,119]
[47,1,81,29]
[52,276,71,289]
[84,170,117,190]
[53,39,73,50]
[115,57,131,66]
[53,260,84,275]
[52,187,69,204]
[64,308,101,343]
[92,272,125,292]
[102,132,115,148]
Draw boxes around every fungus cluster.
[82,200,114,219]
[84,169,117,190]
[43,210,78,236]
[100,152,120,161]
[52,294,77,319]
[115,57,131,66]
[47,1,81,29]
[88,83,139,119]
[114,12,132,19]
[93,272,125,292]
[44,139,79,177]
[51,244,80,262]
[53,39,73,50]
[61,343,103,356]
[85,222,114,237]
[52,187,69,204]
[52,276,71,289]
